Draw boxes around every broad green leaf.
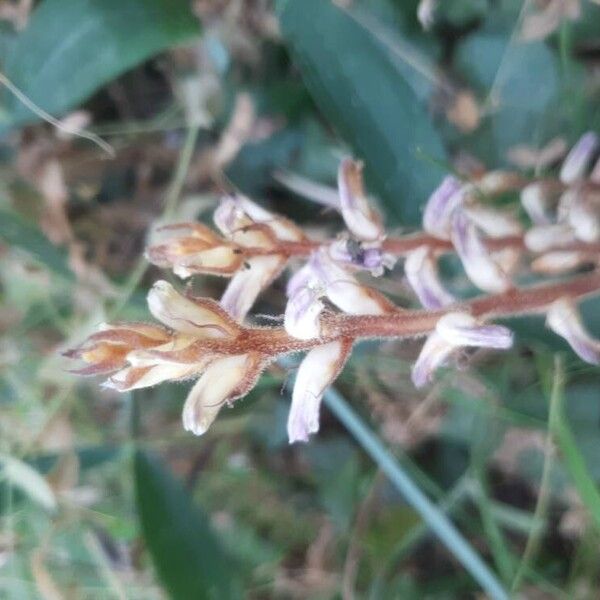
[279,0,446,226]
[0,0,200,129]
[0,208,74,280]
[455,33,559,164]
[134,451,237,600]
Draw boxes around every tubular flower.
[287,339,353,443]
[404,246,455,310]
[451,210,511,293]
[285,248,394,336]
[422,175,465,239]
[546,298,600,365]
[412,312,514,388]
[337,158,384,242]
[559,132,599,184]
[145,223,243,278]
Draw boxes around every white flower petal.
[524,223,577,252]
[560,132,599,184]
[404,246,455,309]
[287,340,351,443]
[412,312,513,388]
[220,255,285,322]
[182,354,253,436]
[338,158,383,241]
[105,363,199,391]
[463,205,522,238]
[311,250,393,315]
[284,286,324,340]
[148,281,238,337]
[521,182,553,225]
[422,176,464,239]
[532,251,591,275]
[436,312,513,349]
[451,211,511,293]
[546,298,600,365]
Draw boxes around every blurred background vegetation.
[1,0,600,598]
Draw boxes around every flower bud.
[404,246,455,310]
[337,158,384,241]
[531,251,592,275]
[148,281,240,337]
[146,223,242,278]
[287,340,352,443]
[215,194,304,243]
[451,210,511,293]
[524,223,577,252]
[546,298,600,364]
[560,132,599,184]
[562,190,600,243]
[520,182,554,225]
[65,323,171,376]
[462,205,522,238]
[422,175,464,239]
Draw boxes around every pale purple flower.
[337,158,384,241]
[287,340,352,443]
[560,189,600,243]
[412,312,514,388]
[450,210,511,293]
[221,255,286,322]
[560,132,599,184]
[328,238,396,276]
[546,298,600,365]
[404,246,455,310]
[284,285,324,340]
[296,249,393,316]
[422,175,464,239]
[520,182,553,225]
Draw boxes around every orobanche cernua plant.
[67,133,600,443]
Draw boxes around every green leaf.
[455,33,559,163]
[0,208,74,280]
[134,450,237,600]
[0,0,200,129]
[279,0,446,226]
[550,363,600,531]
[0,454,57,512]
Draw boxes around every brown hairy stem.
[215,270,600,361]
